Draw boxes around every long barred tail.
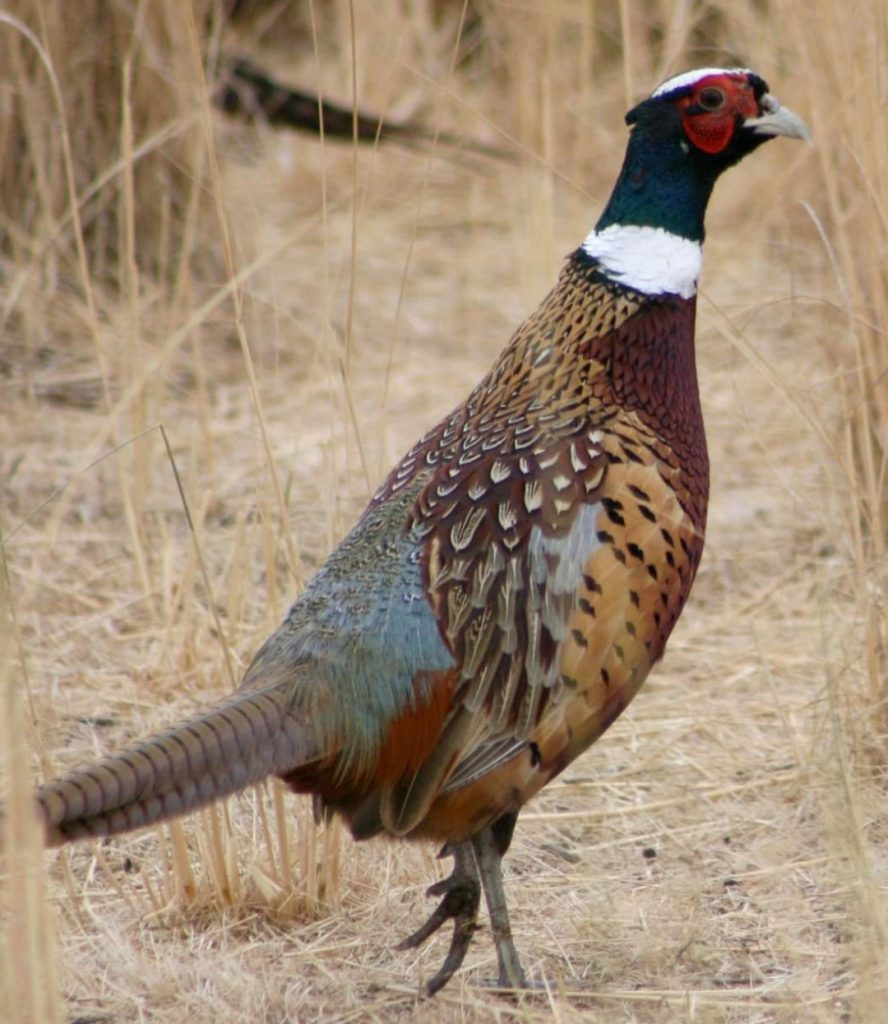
[37,687,314,846]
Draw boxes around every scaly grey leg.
[398,841,481,996]
[472,814,528,989]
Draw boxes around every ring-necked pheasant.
[31,68,808,994]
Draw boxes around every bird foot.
[397,842,481,997]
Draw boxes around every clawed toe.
[396,875,480,951]
[397,841,481,996]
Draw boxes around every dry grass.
[2,0,887,1021]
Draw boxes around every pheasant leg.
[398,841,481,996]
[473,820,528,989]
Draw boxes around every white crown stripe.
[651,67,751,99]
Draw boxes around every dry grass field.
[2,1,887,1021]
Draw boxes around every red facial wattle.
[678,73,761,154]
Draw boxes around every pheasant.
[30,68,808,994]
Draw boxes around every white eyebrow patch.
[651,67,751,98]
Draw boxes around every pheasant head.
[587,67,810,298]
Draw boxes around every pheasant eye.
[698,87,725,110]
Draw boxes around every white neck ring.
[582,225,702,299]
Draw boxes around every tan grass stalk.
[1,551,61,1024]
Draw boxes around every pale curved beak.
[746,93,812,144]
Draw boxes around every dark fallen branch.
[216,56,512,160]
